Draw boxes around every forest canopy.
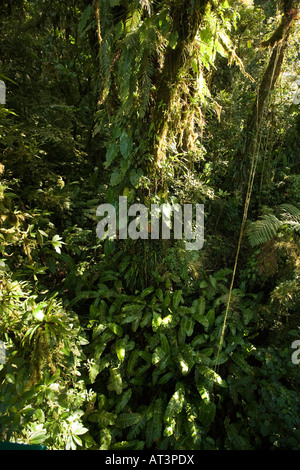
[0,0,299,451]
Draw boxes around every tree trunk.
[151,0,210,164]
[235,1,298,186]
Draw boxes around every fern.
[246,213,281,247]
[246,204,300,247]
[279,203,300,232]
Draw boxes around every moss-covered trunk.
[151,0,210,164]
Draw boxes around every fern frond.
[247,204,300,247]
[246,213,281,247]
[279,204,300,232]
[279,203,300,220]
[125,7,142,33]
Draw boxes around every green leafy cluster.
[0,0,299,452]
[73,267,261,450]
[0,270,93,450]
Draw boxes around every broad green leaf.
[243,308,254,325]
[5,373,15,384]
[107,368,123,394]
[89,361,101,383]
[105,143,119,167]
[164,383,185,423]
[160,333,170,355]
[187,419,202,447]
[196,384,210,402]
[231,352,252,375]
[161,314,173,328]
[200,279,209,289]
[88,411,115,426]
[120,130,132,159]
[97,393,108,411]
[224,417,250,449]
[141,285,155,299]
[200,347,214,357]
[115,338,126,362]
[29,425,49,445]
[178,355,190,375]
[33,307,44,322]
[152,346,167,365]
[127,350,139,376]
[173,290,182,308]
[156,288,163,302]
[158,371,174,384]
[115,388,132,414]
[180,316,194,337]
[197,365,227,388]
[78,5,92,35]
[198,401,216,426]
[169,31,179,49]
[70,422,88,436]
[130,168,143,188]
[198,316,209,329]
[207,309,215,327]
[115,413,141,429]
[199,296,205,315]
[110,169,123,187]
[107,322,123,337]
[213,350,228,366]
[138,350,152,363]
[191,335,207,348]
[127,409,149,441]
[152,312,162,330]
[92,323,106,339]
[163,418,176,437]
[140,311,152,328]
[200,25,213,44]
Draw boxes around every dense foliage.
[0,0,299,450]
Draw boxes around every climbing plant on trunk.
[91,0,252,199]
